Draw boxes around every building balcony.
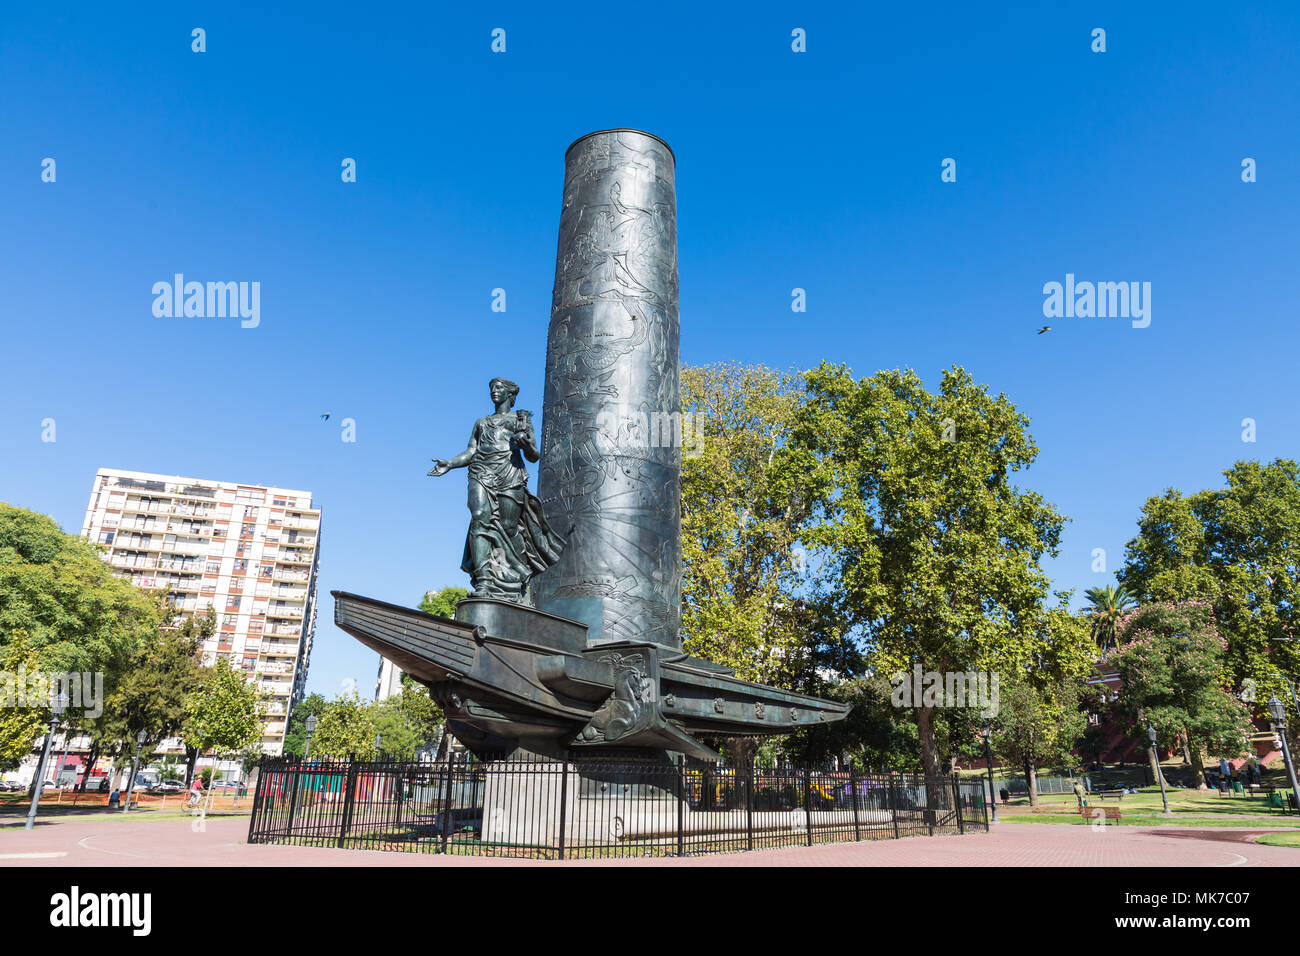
[162,540,209,556]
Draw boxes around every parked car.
[0,780,23,791]
[154,780,186,792]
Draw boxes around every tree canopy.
[1112,601,1252,784]
[0,502,157,682]
[1119,459,1300,728]
[796,363,1087,775]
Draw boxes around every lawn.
[0,791,252,828]
[1255,831,1300,847]
[990,785,1300,827]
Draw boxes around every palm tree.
[1084,584,1138,653]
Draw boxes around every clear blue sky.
[3,2,1297,697]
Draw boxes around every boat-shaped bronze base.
[333,591,849,761]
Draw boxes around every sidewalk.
[2,815,1298,866]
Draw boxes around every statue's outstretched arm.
[428,426,478,476]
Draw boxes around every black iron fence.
[248,754,988,859]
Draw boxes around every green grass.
[1002,814,1300,828]
[990,785,1300,827]
[0,792,252,828]
[1255,831,1300,847]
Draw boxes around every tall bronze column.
[532,129,682,650]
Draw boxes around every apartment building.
[80,468,321,755]
[375,656,403,701]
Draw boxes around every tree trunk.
[1146,743,1165,788]
[1023,754,1040,808]
[1188,736,1208,790]
[184,745,198,787]
[723,736,759,767]
[1180,733,1193,766]
[914,705,942,779]
[77,744,100,793]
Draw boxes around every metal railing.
[248,755,987,860]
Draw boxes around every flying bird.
[320,413,331,421]
[1037,326,1051,335]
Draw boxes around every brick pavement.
[2,815,1298,866]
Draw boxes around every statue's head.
[489,378,520,408]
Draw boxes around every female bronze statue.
[429,378,564,600]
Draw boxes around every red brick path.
[3,816,1298,866]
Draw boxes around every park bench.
[1079,806,1121,823]
[1090,789,1125,800]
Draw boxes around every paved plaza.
[2,816,1298,867]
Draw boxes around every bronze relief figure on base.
[428,377,565,601]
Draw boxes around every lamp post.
[1268,696,1300,814]
[304,715,316,759]
[375,734,383,760]
[123,730,147,813]
[1148,725,1171,815]
[25,691,69,830]
[980,722,999,823]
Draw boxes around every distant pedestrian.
[1073,780,1088,808]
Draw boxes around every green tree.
[1083,583,1137,653]
[797,675,920,771]
[418,586,469,618]
[987,647,1092,811]
[798,364,1080,776]
[1111,601,1251,788]
[681,364,843,690]
[1119,460,1300,752]
[0,502,158,698]
[182,657,262,803]
[0,631,49,771]
[104,598,209,752]
[281,692,329,757]
[308,692,378,760]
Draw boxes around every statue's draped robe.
[462,416,565,593]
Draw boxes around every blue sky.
[2,2,1297,697]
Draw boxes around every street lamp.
[25,691,69,831]
[1148,725,1171,815]
[1267,696,1300,814]
[303,715,316,759]
[375,734,383,760]
[123,730,147,813]
[980,721,999,823]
